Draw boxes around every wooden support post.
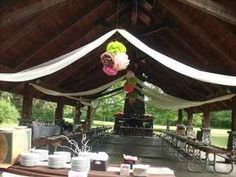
[19,82,33,126]
[74,103,81,125]
[178,109,183,124]
[227,97,236,151]
[231,97,236,131]
[55,98,64,128]
[187,111,193,126]
[86,105,92,130]
[176,109,185,135]
[202,110,210,128]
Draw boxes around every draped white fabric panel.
[136,79,235,110]
[117,29,236,86]
[30,75,125,96]
[1,29,236,86]
[0,30,117,82]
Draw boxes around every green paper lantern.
[106,41,127,55]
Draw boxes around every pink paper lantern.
[103,66,118,76]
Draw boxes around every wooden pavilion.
[0,0,236,151]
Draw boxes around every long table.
[0,164,175,177]
[157,130,235,174]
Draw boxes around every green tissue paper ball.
[106,41,127,54]
[127,77,137,85]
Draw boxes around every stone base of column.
[176,124,186,136]
[18,118,33,127]
[201,128,211,145]
[186,126,194,138]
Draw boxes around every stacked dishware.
[71,156,90,172]
[48,154,65,169]
[30,149,48,161]
[54,151,71,163]
[20,152,39,167]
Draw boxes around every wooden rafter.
[15,0,107,70]
[0,0,66,27]
[158,0,236,68]
[0,3,65,54]
[131,0,138,25]
[176,0,236,25]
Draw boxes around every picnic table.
[157,129,236,174]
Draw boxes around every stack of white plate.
[48,154,65,169]
[20,152,39,167]
[54,151,71,163]
[30,149,49,161]
[71,156,90,172]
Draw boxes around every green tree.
[0,99,20,123]
[32,99,56,123]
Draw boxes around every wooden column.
[227,97,236,151]
[74,103,81,125]
[187,111,193,126]
[202,110,210,128]
[176,109,185,135]
[20,82,33,126]
[86,105,92,129]
[55,98,64,126]
[177,109,183,124]
[231,97,236,131]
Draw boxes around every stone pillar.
[176,109,185,135]
[186,111,194,137]
[55,98,64,132]
[201,110,211,144]
[19,83,33,127]
[227,97,236,152]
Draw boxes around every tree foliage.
[0,99,20,123]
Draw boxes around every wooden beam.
[158,0,236,68]
[0,0,66,27]
[15,0,107,70]
[39,3,129,88]
[176,0,236,25]
[0,3,64,54]
[131,0,138,25]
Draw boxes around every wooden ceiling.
[0,0,235,112]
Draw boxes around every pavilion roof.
[0,0,235,112]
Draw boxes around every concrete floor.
[93,135,236,177]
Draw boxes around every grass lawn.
[93,121,230,148]
[1,120,229,148]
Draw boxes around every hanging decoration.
[100,41,129,76]
[124,70,137,93]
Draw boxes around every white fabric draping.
[136,78,235,110]
[1,29,236,86]
[117,29,236,86]
[0,30,117,82]
[30,75,125,96]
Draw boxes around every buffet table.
[1,164,175,177]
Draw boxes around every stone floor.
[93,135,236,177]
